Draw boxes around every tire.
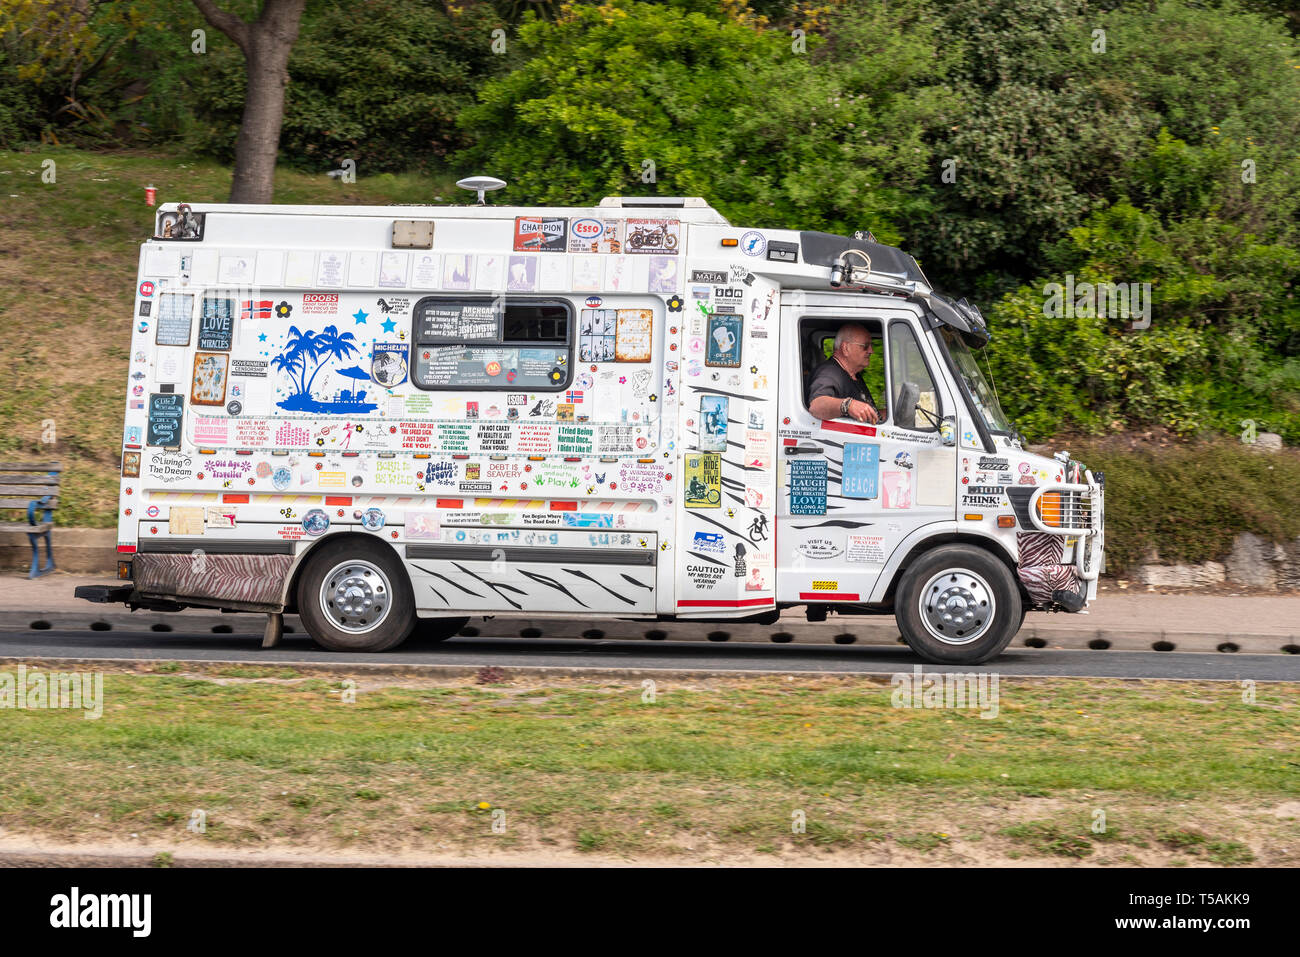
[412,616,470,643]
[296,538,415,652]
[895,544,1022,665]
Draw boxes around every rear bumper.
[74,584,134,604]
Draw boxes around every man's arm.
[808,363,880,423]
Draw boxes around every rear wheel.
[896,544,1022,664]
[297,538,415,652]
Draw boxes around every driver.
[808,323,881,424]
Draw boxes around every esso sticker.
[572,219,605,240]
[139,281,155,297]
[584,296,603,308]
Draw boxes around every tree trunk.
[192,0,306,204]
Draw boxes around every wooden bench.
[0,461,60,578]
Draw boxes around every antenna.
[455,176,507,206]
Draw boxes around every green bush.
[1070,438,1300,574]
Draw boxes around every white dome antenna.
[456,176,507,205]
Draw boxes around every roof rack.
[598,196,712,209]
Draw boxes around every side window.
[411,297,572,391]
[888,321,941,431]
[801,324,884,411]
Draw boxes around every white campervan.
[79,191,1105,664]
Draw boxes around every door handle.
[784,445,823,456]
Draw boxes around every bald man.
[808,323,881,424]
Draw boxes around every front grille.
[1037,490,1092,530]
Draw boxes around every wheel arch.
[878,530,1024,607]
[279,532,409,613]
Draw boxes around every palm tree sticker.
[273,325,378,413]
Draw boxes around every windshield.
[938,327,1014,434]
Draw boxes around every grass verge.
[0,667,1295,865]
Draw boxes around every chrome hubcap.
[919,568,995,645]
[320,560,391,634]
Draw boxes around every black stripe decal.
[406,544,654,566]
[137,539,294,555]
[563,568,636,606]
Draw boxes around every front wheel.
[895,544,1022,665]
[296,538,415,652]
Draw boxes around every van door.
[775,297,957,605]
[674,272,780,617]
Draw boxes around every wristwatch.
[840,397,852,417]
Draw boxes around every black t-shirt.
[809,357,876,411]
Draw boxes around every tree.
[191,0,306,203]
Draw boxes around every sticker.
[204,507,237,529]
[683,453,721,508]
[168,506,203,536]
[789,460,828,515]
[198,297,235,351]
[568,218,621,254]
[361,507,386,531]
[625,218,680,254]
[690,531,726,556]
[744,429,772,470]
[190,352,229,406]
[739,231,766,257]
[513,216,567,253]
[507,255,537,291]
[139,281,155,298]
[842,443,880,499]
[961,492,1001,509]
[302,293,340,316]
[121,450,141,478]
[797,537,842,560]
[699,395,728,452]
[881,471,913,508]
[301,508,330,536]
[847,534,886,564]
[893,450,914,470]
[371,342,409,388]
[691,270,727,283]
[809,580,839,591]
[405,511,441,540]
[705,313,742,367]
[979,456,1011,471]
[648,256,679,294]
[272,467,292,490]
[615,309,653,362]
[146,394,183,447]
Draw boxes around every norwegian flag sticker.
[241,299,274,320]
